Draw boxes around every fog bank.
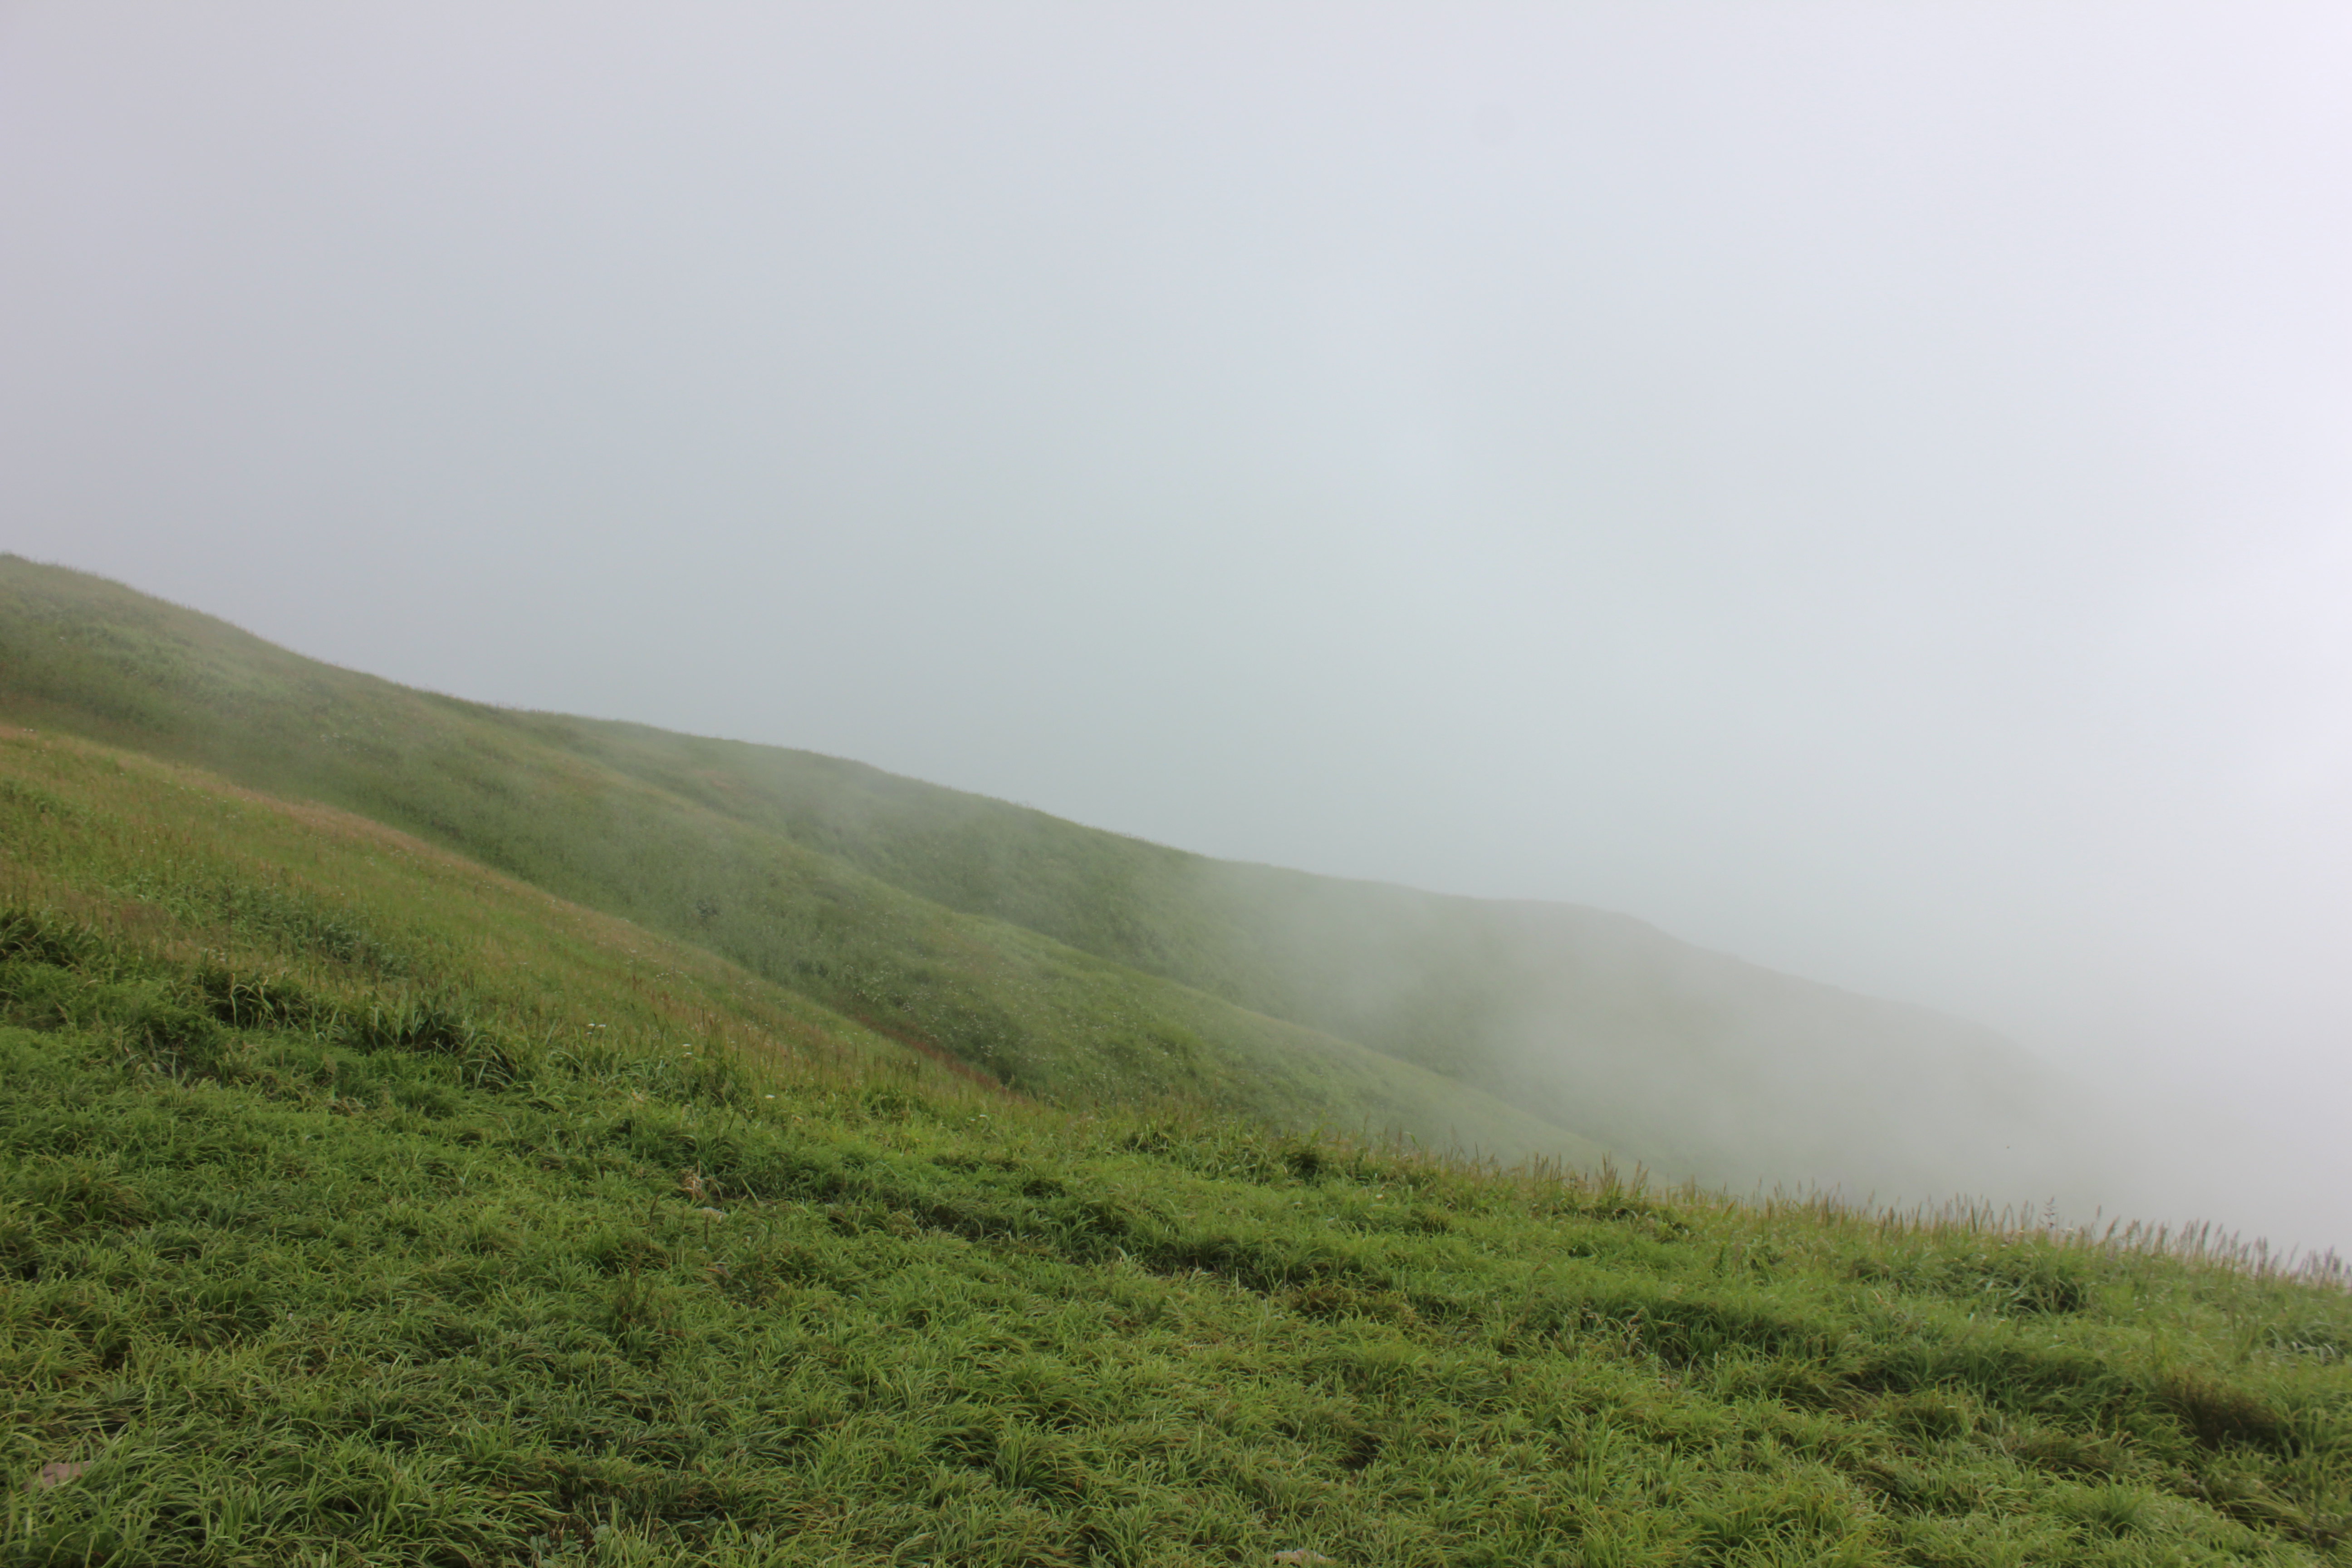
[4,4,2347,1248]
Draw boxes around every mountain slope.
[534,716,2074,1194]
[0,561,1591,1162]
[0,555,2085,1197]
[3,716,2347,1567]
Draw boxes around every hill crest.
[0,554,2092,1202]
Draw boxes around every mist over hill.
[0,554,2107,1205]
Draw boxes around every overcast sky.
[5,4,2348,1248]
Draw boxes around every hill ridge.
[0,554,2089,1201]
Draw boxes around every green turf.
[2,712,2348,1565]
[0,557,2092,1200]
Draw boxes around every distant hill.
[0,554,2095,1200]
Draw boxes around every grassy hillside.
[532,719,2071,1193]
[0,560,1586,1165]
[0,557,2088,1200]
[5,721,2350,1567]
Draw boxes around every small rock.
[29,1460,88,1491]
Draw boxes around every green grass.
[0,556,2094,1201]
[3,711,2350,1565]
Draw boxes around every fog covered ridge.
[9,556,2115,1217]
[1178,862,2100,1204]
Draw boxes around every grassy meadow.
[3,710,2351,1564]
